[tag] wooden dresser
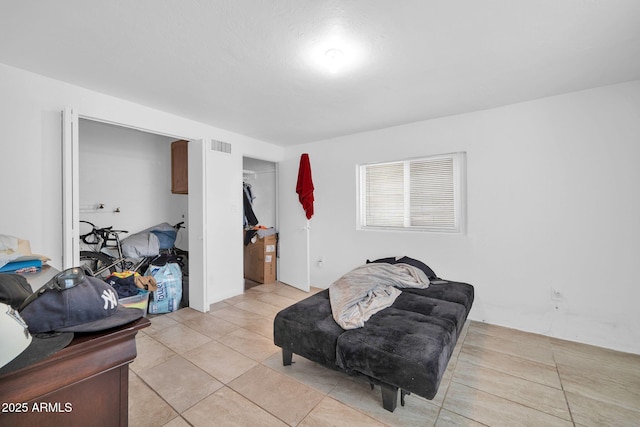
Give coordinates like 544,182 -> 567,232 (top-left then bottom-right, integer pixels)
0,317 -> 149,427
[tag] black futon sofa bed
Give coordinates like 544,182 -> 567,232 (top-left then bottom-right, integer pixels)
273,257 -> 474,412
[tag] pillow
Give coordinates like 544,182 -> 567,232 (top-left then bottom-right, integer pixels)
395,256 -> 437,279
366,256 -> 437,279
366,257 -> 396,265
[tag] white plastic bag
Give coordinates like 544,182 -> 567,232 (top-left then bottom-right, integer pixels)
146,263 -> 182,314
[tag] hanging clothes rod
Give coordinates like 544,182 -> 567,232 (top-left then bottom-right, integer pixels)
243,169 -> 275,180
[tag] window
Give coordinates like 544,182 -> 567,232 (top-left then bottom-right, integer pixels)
358,152 -> 466,232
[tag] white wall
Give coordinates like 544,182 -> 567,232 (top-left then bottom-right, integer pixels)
3,60 -> 639,353
204,145 -> 245,303
79,120 -> 189,249
0,62 -> 284,308
280,80 -> 640,355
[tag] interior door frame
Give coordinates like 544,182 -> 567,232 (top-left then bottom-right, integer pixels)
187,139 -> 208,312
276,155 -> 311,292
61,109 -> 208,310
62,107 -> 79,269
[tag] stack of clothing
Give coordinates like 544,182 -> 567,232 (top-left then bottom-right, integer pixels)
104,271 -> 157,298
0,235 -> 50,273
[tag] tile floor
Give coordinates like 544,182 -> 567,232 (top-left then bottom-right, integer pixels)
129,282 -> 640,427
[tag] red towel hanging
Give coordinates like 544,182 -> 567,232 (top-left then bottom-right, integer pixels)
296,153 -> 315,220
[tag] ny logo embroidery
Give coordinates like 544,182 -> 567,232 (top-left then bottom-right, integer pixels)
101,289 -> 118,310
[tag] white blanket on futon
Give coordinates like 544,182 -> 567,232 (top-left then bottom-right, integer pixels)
329,263 -> 430,330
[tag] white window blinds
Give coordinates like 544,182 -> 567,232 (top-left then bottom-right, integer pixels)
365,162 -> 404,227
359,152 -> 465,232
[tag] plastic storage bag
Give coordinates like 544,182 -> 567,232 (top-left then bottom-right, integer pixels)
146,262 -> 182,314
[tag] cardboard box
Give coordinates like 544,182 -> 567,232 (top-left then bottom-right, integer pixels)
244,232 -> 277,284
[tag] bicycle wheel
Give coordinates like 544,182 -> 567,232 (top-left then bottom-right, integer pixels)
80,251 -> 116,279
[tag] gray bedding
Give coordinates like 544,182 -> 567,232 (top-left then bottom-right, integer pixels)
329,263 -> 429,329
120,222 -> 176,259
120,231 -> 160,258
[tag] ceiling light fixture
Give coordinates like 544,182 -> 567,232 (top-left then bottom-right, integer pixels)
325,48 -> 344,74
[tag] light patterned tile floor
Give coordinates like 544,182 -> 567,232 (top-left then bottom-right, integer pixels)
129,281 -> 640,426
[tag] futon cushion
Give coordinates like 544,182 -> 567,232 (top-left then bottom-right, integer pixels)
273,277 -> 475,404
336,306 -> 457,399
390,292 -> 467,337
273,290 -> 343,366
334,288 -> 470,399
402,281 -> 474,315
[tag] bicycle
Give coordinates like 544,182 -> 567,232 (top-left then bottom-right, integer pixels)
79,221 -> 185,279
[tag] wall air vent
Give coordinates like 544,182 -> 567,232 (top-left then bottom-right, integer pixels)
211,139 -> 231,154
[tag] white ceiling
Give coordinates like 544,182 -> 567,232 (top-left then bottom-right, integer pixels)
1,1 -> 640,146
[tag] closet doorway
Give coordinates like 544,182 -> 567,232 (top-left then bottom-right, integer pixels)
78,120 -> 189,246
242,157 -> 277,290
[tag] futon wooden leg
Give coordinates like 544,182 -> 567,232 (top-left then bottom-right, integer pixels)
282,349 -> 293,366
380,383 -> 398,412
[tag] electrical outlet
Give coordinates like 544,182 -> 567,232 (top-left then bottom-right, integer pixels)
551,288 -> 563,301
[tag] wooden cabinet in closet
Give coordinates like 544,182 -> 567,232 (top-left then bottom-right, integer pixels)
171,140 -> 188,194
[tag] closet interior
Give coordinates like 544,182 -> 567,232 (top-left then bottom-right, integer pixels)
242,157 -> 277,290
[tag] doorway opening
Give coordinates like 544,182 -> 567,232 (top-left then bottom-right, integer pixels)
242,157 -> 277,290
78,120 -> 188,248
62,107 -> 208,312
